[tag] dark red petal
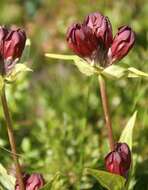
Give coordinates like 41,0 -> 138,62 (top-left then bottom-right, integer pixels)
108,25 -> 135,63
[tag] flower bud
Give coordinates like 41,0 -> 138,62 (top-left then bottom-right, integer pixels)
0,26 -> 26,75
66,23 -> 98,58
105,143 -> 131,177
84,12 -> 113,49
66,14 -> 135,67
15,173 -> 45,190
108,26 -> 135,64
3,28 -> 26,61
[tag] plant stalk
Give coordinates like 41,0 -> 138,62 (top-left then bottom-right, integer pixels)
1,86 -> 24,190
98,75 -> 114,151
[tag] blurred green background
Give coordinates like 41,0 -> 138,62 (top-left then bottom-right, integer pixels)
0,0 -> 148,189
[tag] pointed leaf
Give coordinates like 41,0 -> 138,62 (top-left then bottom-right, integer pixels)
86,168 -> 126,190
102,65 -> 127,79
45,53 -> 77,61
119,111 -> 137,150
74,57 -> 102,76
45,53 -> 102,76
128,67 -> 148,78
45,53 -> 148,79
0,164 -> 15,190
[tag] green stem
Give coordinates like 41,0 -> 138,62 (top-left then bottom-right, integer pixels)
1,86 -> 25,190
98,75 -> 114,151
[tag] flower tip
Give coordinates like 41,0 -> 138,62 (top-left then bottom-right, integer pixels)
108,25 -> 135,64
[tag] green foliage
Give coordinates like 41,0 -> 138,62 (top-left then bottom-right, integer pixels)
45,53 -> 102,76
0,164 -> 15,190
86,168 -> 126,190
119,111 -> 137,150
45,54 -> 148,79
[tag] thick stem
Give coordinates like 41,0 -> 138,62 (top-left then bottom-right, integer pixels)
1,86 -> 25,190
98,75 -> 114,151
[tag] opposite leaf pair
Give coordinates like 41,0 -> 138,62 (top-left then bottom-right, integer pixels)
67,12 -> 135,67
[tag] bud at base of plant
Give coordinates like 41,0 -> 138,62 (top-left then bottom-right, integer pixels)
105,143 -> 131,177
15,173 -> 45,190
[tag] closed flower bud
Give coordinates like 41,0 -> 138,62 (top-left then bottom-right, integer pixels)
66,23 -> 98,58
3,28 -> 26,60
15,173 -> 45,190
105,143 -> 131,177
0,26 -> 26,75
115,143 -> 131,170
84,12 -> 113,49
25,174 -> 45,190
67,13 -> 135,67
108,26 -> 135,64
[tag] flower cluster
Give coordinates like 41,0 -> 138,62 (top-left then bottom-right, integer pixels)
67,12 -> 135,67
105,143 -> 131,177
0,26 -> 26,75
15,173 -> 45,190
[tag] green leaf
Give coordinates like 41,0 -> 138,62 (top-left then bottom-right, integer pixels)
119,111 -> 137,150
45,53 -> 103,76
45,53 -> 126,77
0,164 -> 15,190
102,65 -> 127,79
74,57 -> 102,76
45,53 -> 77,61
5,63 -> 32,83
45,53 -> 148,79
127,67 -> 148,78
103,66 -> 148,79
86,168 -> 126,190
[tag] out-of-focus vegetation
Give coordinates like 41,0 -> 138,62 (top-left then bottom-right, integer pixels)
0,0 -> 148,189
